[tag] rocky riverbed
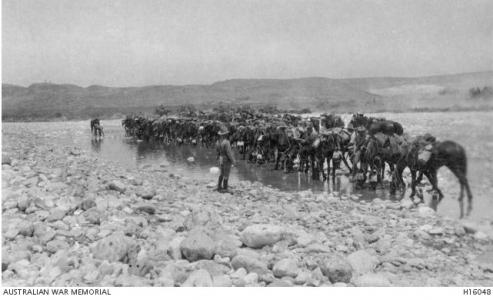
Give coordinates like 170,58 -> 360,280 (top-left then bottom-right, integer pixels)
2,128 -> 493,287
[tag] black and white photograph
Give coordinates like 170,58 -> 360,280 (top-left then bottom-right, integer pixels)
2,0 -> 493,294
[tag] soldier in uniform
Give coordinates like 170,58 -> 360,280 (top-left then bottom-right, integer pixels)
216,124 -> 236,193
351,126 -> 368,178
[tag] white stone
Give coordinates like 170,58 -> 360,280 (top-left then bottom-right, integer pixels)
418,206 -> 435,217
273,259 -> 298,278
240,224 -> 284,248
346,250 -> 379,275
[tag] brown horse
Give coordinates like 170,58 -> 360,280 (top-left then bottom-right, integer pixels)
396,139 -> 472,218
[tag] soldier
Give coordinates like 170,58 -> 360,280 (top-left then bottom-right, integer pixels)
216,124 -> 236,193
351,126 -> 368,177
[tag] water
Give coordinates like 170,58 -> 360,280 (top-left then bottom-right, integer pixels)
3,111 -> 493,222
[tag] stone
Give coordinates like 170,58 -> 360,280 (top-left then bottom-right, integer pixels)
2,154 -> 12,165
231,255 -> 269,274
475,251 -> 493,272
461,221 -> 479,234
46,240 -> 69,254
83,208 -> 102,225
296,232 -> 316,247
400,199 -> 414,209
3,219 -> 21,240
267,280 -> 293,287
136,188 -> 156,200
428,227 -> 444,235
182,269 -> 213,287
155,271 -> 175,287
306,267 -> 325,287
346,250 -> 379,275
194,260 -> 230,276
34,224 -> 56,244
180,228 -> 216,262
212,275 -> 232,287
474,231 -> 488,241
46,208 -> 67,222
108,180 -> 126,193
294,271 -> 311,285
320,256 -> 353,283
18,221 -> 34,237
241,224 -> 284,248
17,196 -> 32,212
413,229 -> 431,240
354,273 -> 391,287
231,267 -> 248,279
213,234 -> 241,258
135,205 -> 156,215
454,224 -> 466,236
418,206 -> 435,217
244,272 -> 259,286
333,282 -> 348,287
273,258 -> 299,278
167,236 -> 185,260
92,231 -> 136,262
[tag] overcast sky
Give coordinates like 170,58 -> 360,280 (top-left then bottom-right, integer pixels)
3,0 -> 493,86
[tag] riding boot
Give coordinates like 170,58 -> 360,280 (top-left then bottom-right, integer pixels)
215,175 -> 223,192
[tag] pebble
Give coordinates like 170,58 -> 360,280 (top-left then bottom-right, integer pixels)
418,206 -> 435,217
241,224 -> 284,248
231,255 -> 269,275
108,180 -> 126,193
182,269 -> 213,287
346,250 -> 379,275
320,255 -> 353,283
180,228 -> 216,262
272,258 -> 298,278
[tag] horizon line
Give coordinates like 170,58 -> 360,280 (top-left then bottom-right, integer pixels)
3,69 -> 493,89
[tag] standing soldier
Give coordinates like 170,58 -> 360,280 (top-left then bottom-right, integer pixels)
216,124 -> 236,193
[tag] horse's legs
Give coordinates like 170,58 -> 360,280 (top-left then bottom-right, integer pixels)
274,148 -> 279,170
410,169 -> 417,199
342,151 -> 352,173
450,166 -> 473,217
425,169 -> 443,199
458,180 -> 465,219
464,178 -> 473,216
416,171 -> 424,185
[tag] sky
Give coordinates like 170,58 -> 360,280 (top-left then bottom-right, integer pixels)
2,0 -> 493,86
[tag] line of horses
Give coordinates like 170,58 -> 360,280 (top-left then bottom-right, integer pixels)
120,111 -> 472,218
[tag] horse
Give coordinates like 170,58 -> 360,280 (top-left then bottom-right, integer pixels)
90,118 -> 100,134
395,139 -> 472,218
93,123 -> 104,138
271,126 -> 292,171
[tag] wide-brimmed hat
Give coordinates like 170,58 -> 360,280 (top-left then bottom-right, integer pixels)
218,125 -> 229,135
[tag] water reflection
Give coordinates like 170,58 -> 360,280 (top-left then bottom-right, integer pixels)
113,136 -> 401,201
90,138 -> 103,153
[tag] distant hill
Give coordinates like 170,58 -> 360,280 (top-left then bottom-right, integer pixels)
2,71 -> 493,121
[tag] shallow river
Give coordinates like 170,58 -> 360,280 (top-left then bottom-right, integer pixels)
3,111 -> 493,222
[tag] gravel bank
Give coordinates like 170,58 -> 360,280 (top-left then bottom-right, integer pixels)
2,128 -> 493,286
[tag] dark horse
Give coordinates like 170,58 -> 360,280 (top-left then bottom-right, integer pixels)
91,118 -> 104,138
90,118 -> 100,134
396,139 -> 472,218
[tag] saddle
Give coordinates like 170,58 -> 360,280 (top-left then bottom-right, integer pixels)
417,143 -> 433,165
